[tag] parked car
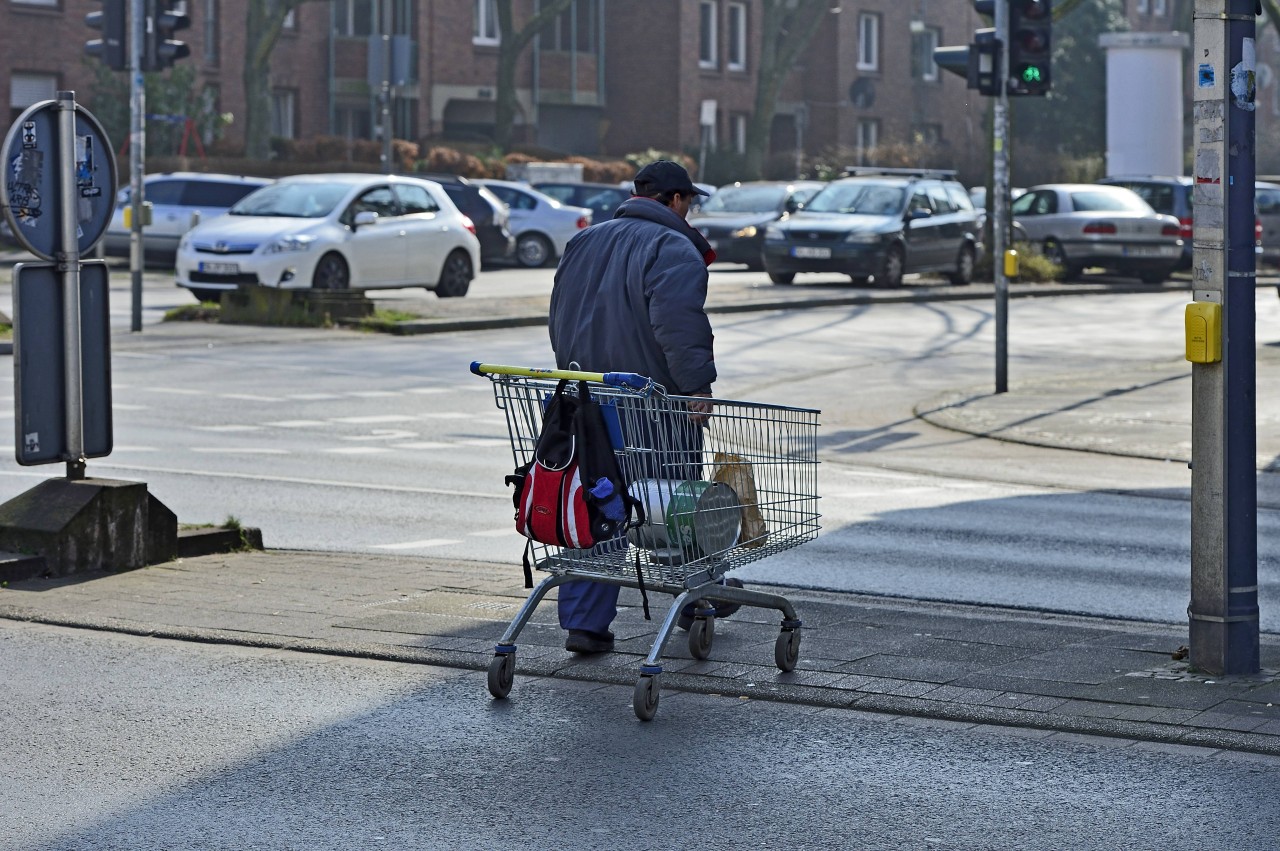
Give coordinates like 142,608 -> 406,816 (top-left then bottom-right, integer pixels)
968,185 -> 1027,211
689,180 -> 825,270
1256,181 -> 1280,269
1096,175 -> 1193,268
419,173 -> 515,268
174,173 -> 480,302
105,172 -> 273,265
1010,184 -> 1183,283
532,182 -> 631,222
761,168 -> 980,287
474,179 -> 591,267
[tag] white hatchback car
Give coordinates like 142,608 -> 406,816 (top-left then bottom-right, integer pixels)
474,178 -> 592,267
175,173 -> 481,302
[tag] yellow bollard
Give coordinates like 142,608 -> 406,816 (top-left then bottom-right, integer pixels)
1003,248 -> 1019,279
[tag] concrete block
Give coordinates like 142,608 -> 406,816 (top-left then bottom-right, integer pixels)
220,285 -> 374,327
0,477 -> 178,577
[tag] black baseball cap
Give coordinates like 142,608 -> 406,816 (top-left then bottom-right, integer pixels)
633,160 -> 710,197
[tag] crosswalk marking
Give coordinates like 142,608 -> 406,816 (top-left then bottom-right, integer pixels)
372,539 -> 462,550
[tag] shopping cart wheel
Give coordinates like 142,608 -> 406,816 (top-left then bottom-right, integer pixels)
774,628 -> 801,672
688,616 -> 714,660
633,674 -> 661,721
487,652 -> 515,698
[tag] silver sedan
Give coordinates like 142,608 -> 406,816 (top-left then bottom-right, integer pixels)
1011,184 -> 1183,284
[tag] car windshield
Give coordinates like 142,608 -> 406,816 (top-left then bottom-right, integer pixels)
229,182 -> 349,218
804,182 -> 905,215
700,185 -> 789,213
1068,190 -> 1153,214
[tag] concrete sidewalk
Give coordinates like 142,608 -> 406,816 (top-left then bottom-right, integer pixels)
1,260 -> 1278,755
0,550 -> 1277,754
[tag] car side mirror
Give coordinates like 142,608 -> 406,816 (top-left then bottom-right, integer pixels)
353,210 -> 378,229
907,208 -> 932,221
784,198 -> 800,213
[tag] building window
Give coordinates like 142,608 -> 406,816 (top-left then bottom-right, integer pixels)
699,1 -> 718,69
856,118 -> 879,159
336,0 -> 375,37
544,0 -> 598,54
10,72 -> 57,124
475,0 -> 499,45
911,27 -> 939,82
271,89 -> 296,139
731,113 -> 747,154
203,0 -> 220,64
1137,0 -> 1149,12
10,0 -> 58,6
1153,0 -> 1167,13
727,2 -> 747,71
283,9 -> 296,29
857,13 -> 880,72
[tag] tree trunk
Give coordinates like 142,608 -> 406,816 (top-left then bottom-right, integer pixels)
742,1 -> 831,181
492,0 -> 576,151
243,0 -> 308,160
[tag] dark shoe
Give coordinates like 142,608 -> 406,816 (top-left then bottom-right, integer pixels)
565,629 -> 615,654
677,578 -> 745,630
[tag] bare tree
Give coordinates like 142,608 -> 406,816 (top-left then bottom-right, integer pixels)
743,0 -> 834,180
493,0 -> 576,150
243,0 -> 322,161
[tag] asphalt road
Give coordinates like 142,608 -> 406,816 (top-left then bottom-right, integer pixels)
3,621 -> 1276,851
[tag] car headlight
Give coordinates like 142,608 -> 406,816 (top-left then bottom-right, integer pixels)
731,225 -> 758,239
264,234 -> 318,254
764,226 -> 784,240
844,232 -> 882,244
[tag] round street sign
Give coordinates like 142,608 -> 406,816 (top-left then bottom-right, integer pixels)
1,97 -> 118,261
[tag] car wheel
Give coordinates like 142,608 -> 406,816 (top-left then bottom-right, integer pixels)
1138,270 -> 1168,285
768,271 -> 795,285
948,243 -> 976,286
876,244 -> 905,288
435,250 -> 473,298
189,288 -> 223,304
516,233 -> 553,268
849,275 -> 870,286
1043,239 -> 1080,282
312,252 -> 350,290
746,260 -> 765,272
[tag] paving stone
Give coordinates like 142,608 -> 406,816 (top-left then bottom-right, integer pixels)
835,654 -> 974,684
1183,712 -> 1270,733
1015,695 -> 1070,713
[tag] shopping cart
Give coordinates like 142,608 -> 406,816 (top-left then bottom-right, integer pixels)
472,362 -> 820,720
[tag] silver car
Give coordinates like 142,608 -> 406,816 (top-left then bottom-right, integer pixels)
105,172 -> 273,265
1011,184 -> 1183,284
474,179 -> 592,267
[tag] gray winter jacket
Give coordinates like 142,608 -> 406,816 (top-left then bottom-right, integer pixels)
548,197 -> 717,396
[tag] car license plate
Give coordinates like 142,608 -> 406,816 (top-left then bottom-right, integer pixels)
199,261 -> 239,275
1124,246 -> 1173,258
792,246 -> 831,259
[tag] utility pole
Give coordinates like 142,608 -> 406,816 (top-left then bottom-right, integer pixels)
380,0 -> 393,174
1187,0 -> 1260,675
992,0 -> 1010,394
129,0 -> 145,333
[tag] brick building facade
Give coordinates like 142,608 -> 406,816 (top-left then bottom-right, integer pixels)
1,1 -> 1206,184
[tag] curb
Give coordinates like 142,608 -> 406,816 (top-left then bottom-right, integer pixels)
1,604 -> 1275,756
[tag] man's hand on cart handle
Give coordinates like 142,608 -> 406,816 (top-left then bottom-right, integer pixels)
689,393 -> 713,424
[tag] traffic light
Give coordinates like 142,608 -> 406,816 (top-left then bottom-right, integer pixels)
933,1 -> 1001,97
85,0 -> 127,72
1008,0 -> 1052,96
143,0 -> 191,72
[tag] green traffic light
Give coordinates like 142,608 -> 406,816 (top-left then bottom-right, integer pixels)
1021,65 -> 1044,83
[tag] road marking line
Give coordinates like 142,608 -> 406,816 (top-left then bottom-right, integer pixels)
112,403 -> 150,411
221,394 -> 282,402
49,463 -> 503,499
143,387 -> 203,395
418,412 -> 472,419
191,447 -> 290,455
195,425 -> 262,432
457,438 -> 508,447
372,539 -> 462,550
323,447 -> 390,454
406,387 -> 448,395
389,441 -> 451,450
341,430 -> 419,442
330,415 -> 418,424
349,391 -> 399,398
469,529 -> 516,538
264,420 -> 327,428
288,393 -> 342,401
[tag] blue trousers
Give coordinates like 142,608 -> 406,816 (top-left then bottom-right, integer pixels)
558,579 -> 619,635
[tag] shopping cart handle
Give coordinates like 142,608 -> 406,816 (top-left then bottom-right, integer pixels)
470,362 -> 652,391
